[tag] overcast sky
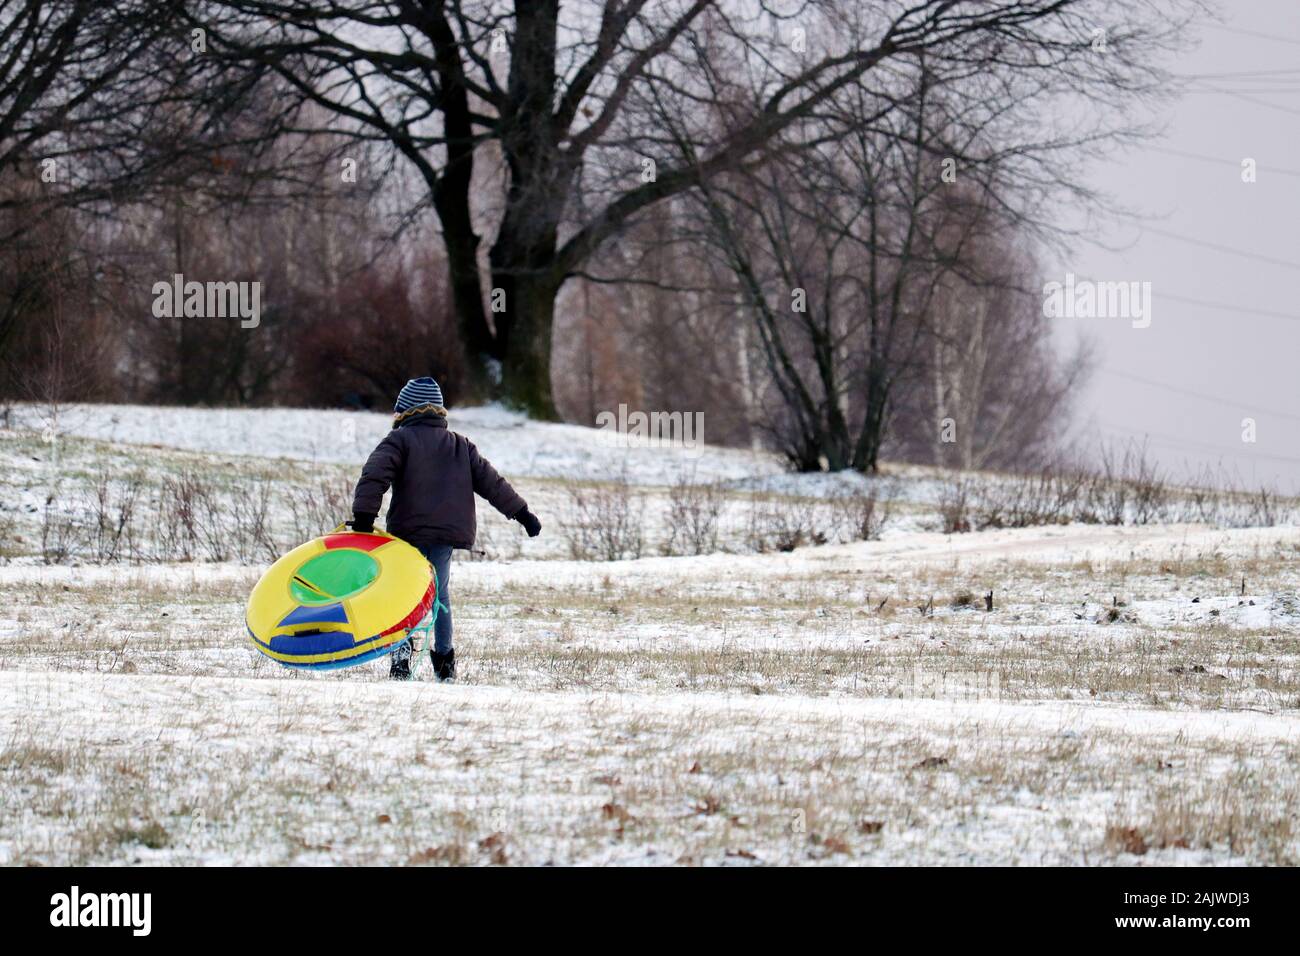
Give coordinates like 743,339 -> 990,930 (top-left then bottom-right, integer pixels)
1051,0 -> 1300,492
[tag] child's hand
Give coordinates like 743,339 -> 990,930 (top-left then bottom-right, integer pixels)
351,513 -> 376,534
514,507 -> 542,538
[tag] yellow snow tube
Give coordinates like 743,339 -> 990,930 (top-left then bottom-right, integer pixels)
246,528 -> 434,670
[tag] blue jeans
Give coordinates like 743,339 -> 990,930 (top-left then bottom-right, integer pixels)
418,544 -> 453,654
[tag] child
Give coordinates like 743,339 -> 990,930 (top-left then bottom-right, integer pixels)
352,376 -> 541,681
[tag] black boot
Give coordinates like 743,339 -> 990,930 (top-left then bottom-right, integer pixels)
389,640 -> 412,681
430,648 -> 456,683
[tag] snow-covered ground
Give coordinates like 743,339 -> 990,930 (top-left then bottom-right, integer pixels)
4,401 -> 798,486
0,402 -> 938,565
3,666 -> 1296,866
1,405 -> 1298,865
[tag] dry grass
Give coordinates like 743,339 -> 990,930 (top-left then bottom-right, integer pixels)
2,671 -> 1296,866
3,434 -> 1299,864
3,535 -> 1300,711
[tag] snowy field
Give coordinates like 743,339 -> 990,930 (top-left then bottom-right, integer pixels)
2,401 -> 799,486
1,405 -> 1299,865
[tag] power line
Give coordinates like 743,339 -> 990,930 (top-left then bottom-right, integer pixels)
1190,81 -> 1300,117
1137,226 -> 1300,274
1204,23 -> 1300,48
1097,367 -> 1300,423
1183,86 -> 1300,94
1158,291 -> 1300,324
1177,67 -> 1300,79
1066,275 -> 1300,324
1144,145 -> 1300,180
1096,420 -> 1300,466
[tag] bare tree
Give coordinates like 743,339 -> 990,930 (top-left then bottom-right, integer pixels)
889,243 -> 1095,471
653,1 -> 1194,471
551,197 -> 754,445
0,1 -> 186,377
678,67 -> 991,471
0,2 -> 355,401
182,0 -> 1196,419
0,2 -> 201,225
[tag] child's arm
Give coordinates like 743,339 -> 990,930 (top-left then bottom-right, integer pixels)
468,441 -> 539,535
352,433 -> 405,531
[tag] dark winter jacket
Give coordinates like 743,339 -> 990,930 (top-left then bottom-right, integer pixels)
352,413 -> 526,549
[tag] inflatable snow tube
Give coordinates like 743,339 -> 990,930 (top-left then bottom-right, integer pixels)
246,528 -> 434,670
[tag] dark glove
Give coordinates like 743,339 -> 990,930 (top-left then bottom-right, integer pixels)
514,506 -> 541,538
351,512 -> 376,534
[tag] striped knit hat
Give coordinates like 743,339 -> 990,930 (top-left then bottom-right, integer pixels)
394,376 -> 443,413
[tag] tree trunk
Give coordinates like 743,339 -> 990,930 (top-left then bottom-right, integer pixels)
435,187 -> 496,400
491,269 -> 559,419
